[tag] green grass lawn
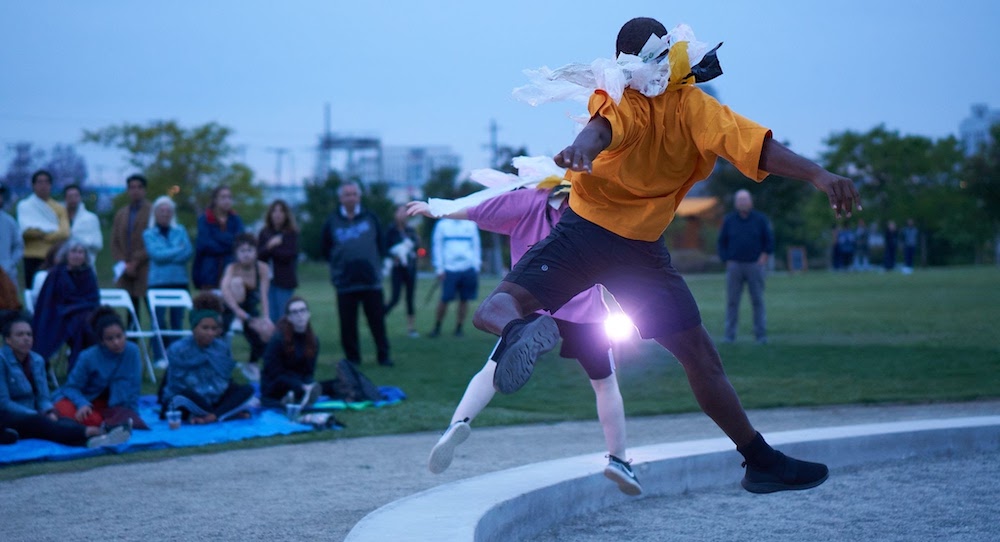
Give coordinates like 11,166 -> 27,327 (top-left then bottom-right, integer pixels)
3,264 -> 998,480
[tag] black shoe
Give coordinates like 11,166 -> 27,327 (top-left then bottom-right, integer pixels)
345,358 -> 361,366
378,359 -> 394,367
741,451 -> 829,494
429,329 -> 441,338
491,314 -> 560,394
0,428 -> 18,445
454,329 -> 463,337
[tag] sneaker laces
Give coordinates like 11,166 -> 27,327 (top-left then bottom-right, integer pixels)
607,454 -> 634,470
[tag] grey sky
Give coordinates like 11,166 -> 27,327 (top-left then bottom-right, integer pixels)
1,0 -> 997,186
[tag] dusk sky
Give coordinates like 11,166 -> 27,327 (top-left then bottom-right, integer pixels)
1,0 -> 997,187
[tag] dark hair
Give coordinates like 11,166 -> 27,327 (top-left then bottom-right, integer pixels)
265,199 -> 299,233
233,232 -> 257,252
0,311 -> 31,338
89,306 -> 125,339
209,185 -> 231,210
192,292 -> 225,313
31,170 -> 53,185
616,17 -> 667,56
126,174 -> 148,188
278,296 -> 317,362
64,183 -> 82,195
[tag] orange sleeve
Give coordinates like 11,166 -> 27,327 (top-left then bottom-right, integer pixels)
588,90 -> 633,152
687,90 -> 772,181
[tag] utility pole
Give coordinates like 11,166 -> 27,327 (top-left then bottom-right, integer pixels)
266,147 -> 289,185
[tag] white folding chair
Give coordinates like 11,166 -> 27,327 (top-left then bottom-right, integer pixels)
146,288 -> 194,368
99,288 -> 156,383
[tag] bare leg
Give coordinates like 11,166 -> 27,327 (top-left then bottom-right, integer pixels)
590,371 -> 627,458
472,282 -> 544,335
654,325 -> 756,447
456,300 -> 468,332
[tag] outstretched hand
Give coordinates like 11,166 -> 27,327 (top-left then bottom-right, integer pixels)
812,171 -> 862,218
553,145 -> 594,173
405,201 -> 433,218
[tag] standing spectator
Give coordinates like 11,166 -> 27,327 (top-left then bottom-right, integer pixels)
143,196 -> 193,361
17,170 -> 70,288
853,219 -> 870,271
883,220 -> 899,272
384,204 -> 420,337
0,184 -> 24,285
111,174 -> 152,321
160,293 -> 256,424
52,306 -> 149,430
901,218 -> 919,274
430,217 -> 481,338
320,182 -> 392,367
192,186 -> 244,292
32,238 -> 100,370
219,233 -> 273,381
0,314 -> 131,448
257,199 -> 299,323
717,190 -> 773,344
64,184 -> 103,267
835,224 -> 856,271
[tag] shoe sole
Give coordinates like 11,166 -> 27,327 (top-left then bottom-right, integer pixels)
492,316 -> 560,394
604,466 -> 643,496
741,471 -> 829,494
428,422 -> 471,474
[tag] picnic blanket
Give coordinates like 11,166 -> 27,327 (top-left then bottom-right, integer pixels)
1,386 -> 406,467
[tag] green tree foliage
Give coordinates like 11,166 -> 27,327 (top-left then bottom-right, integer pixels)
298,170 -> 397,262
2,142 -> 44,198
82,121 -> 263,231
44,145 -> 88,191
822,125 -> 989,264
960,123 -> 1000,263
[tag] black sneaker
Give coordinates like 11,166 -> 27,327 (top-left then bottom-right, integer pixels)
491,315 -> 560,394
741,451 -> 829,494
604,455 -> 643,495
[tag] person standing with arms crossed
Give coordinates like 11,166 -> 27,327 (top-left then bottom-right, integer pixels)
718,189 -> 773,345
474,17 -> 861,493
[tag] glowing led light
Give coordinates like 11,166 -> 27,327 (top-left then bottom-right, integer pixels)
604,313 -> 635,342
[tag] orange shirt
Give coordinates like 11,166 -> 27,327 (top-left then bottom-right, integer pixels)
568,86 -> 772,241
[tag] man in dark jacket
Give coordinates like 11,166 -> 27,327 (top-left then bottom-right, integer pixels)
321,182 -> 392,366
717,189 -> 774,344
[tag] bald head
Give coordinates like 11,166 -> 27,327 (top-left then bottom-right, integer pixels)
735,190 -> 753,216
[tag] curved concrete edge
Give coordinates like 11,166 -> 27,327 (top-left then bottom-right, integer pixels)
345,416 -> 1000,542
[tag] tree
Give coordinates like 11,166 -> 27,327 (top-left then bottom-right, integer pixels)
44,144 -> 88,192
3,142 -> 45,199
82,121 -> 263,233
822,125 -> 987,265
961,123 -> 1000,264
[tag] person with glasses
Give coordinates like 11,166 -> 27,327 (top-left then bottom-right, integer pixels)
260,297 -> 323,409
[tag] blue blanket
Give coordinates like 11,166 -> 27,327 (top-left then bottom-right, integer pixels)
1,387 -> 406,467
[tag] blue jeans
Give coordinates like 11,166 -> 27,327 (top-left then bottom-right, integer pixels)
269,286 -> 295,322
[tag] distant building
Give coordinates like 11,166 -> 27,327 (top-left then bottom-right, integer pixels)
377,146 -> 461,203
959,103 -> 1000,155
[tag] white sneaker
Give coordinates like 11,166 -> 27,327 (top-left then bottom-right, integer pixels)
428,419 -> 471,474
240,362 -> 260,382
87,424 -> 132,449
299,383 -> 323,409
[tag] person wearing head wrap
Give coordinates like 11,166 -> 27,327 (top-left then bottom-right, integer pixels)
159,293 -> 255,424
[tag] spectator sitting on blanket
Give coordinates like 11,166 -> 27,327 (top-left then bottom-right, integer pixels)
52,306 -> 149,430
0,313 -> 131,448
260,296 -> 325,409
219,233 -> 273,382
32,237 -> 100,370
160,293 -> 256,424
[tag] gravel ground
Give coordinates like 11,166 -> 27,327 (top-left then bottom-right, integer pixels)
1,400 -> 997,542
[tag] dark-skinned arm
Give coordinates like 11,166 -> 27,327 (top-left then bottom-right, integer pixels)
759,138 -> 862,218
553,116 -> 612,173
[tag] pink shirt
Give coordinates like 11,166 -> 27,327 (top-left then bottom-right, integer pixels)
467,188 -> 608,324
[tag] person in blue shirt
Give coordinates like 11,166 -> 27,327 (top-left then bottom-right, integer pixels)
0,313 -> 131,447
53,306 -> 148,430
717,189 -> 774,344
144,196 -> 193,360
160,293 -> 255,424
192,186 -> 244,292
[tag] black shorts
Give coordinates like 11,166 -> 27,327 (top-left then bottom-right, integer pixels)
505,209 -> 702,339
554,319 -> 613,380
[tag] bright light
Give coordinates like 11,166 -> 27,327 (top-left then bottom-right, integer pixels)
604,313 -> 636,342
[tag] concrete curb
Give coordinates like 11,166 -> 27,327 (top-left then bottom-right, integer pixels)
345,416 -> 1000,542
